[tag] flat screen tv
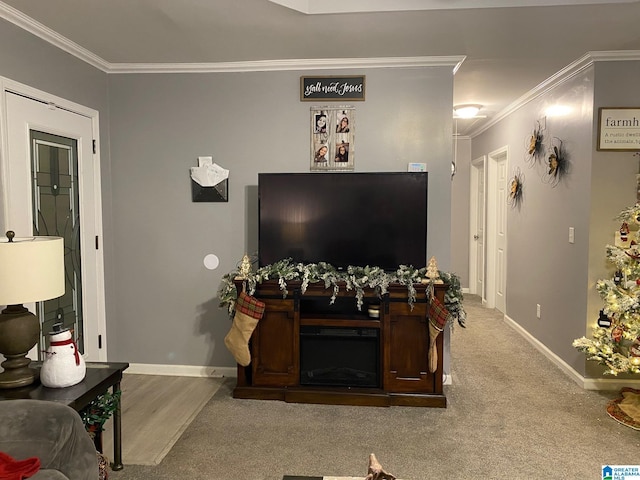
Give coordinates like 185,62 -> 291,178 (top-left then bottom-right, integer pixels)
258,172 -> 428,271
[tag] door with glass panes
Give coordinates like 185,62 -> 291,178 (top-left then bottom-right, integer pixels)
3,87 -> 106,361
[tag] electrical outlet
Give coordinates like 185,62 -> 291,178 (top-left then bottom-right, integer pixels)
536,304 -> 541,319
569,227 -> 575,244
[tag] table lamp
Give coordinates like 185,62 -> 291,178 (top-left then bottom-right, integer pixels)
0,231 -> 65,389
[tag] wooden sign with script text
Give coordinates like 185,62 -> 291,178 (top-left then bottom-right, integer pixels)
301,76 -> 366,101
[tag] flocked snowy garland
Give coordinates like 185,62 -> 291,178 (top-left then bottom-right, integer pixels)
218,258 -> 466,328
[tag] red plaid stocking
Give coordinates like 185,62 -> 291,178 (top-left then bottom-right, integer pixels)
428,295 -> 449,373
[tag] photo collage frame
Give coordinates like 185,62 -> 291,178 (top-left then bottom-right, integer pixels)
310,106 -> 355,171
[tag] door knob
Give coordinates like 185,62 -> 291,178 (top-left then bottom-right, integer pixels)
473,234 -> 479,240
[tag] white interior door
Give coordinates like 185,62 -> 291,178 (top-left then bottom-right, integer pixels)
469,156 -> 486,300
1,83 -> 106,361
486,147 -> 508,313
495,156 -> 507,313
475,160 -> 486,300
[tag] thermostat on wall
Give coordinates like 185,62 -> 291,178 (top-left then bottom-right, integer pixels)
408,162 -> 427,172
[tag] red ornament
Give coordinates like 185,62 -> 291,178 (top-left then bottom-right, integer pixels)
620,222 -> 630,242
612,326 -> 624,343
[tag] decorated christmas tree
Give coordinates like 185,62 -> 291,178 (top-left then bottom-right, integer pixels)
573,203 -> 640,375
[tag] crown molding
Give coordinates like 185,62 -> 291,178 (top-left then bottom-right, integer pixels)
467,50 -> 640,138
107,56 -> 466,74
0,1 -> 110,72
0,2 -> 465,74
268,0 -> 639,14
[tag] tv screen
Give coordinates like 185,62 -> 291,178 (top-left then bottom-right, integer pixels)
258,172 -> 428,271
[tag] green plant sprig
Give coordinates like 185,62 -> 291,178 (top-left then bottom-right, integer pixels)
79,390 -> 122,434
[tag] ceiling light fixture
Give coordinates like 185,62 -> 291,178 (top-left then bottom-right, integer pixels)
453,104 -> 483,119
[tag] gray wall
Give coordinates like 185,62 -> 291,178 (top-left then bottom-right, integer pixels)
451,136 -> 471,285
0,20 -> 108,111
471,68 -> 595,375
106,67 -> 454,367
0,18 -> 111,234
0,16 -> 455,370
469,59 -> 640,378
4,16 -> 638,380
0,17 -> 455,369
586,60 -> 640,378
0,19 -> 116,350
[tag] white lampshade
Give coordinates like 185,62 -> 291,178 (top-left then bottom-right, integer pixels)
0,235 -> 65,305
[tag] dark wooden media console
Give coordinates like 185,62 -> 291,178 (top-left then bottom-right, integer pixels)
233,280 -> 447,407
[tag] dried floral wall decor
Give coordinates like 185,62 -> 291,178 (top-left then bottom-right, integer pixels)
310,106 -> 355,171
524,120 -> 545,167
508,167 -> 524,208
543,137 -> 569,187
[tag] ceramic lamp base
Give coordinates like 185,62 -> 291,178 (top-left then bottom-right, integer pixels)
0,305 -> 40,389
0,362 -> 38,389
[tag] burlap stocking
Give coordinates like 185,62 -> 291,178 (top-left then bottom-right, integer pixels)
428,321 -> 443,373
224,291 -> 265,367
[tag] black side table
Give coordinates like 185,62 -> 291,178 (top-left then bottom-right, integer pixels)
0,361 -> 129,470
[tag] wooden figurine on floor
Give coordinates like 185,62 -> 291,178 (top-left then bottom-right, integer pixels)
365,453 -> 396,480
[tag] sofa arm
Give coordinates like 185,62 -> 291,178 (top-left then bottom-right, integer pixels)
0,400 -> 98,480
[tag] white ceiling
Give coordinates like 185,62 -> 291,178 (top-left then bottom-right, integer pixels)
1,0 -> 639,136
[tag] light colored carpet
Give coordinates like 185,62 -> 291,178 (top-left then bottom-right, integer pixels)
324,477 -> 402,480
109,296 -> 640,480
101,374 -> 223,465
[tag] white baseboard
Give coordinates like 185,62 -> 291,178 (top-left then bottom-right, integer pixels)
121,314 -> 640,391
125,363 -> 237,378
580,377 -> 640,390
503,314 -> 640,391
125,362 -> 452,389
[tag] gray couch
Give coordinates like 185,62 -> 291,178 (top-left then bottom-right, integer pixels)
0,399 -> 98,480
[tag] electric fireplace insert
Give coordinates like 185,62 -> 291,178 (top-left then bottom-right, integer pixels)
299,325 -> 380,388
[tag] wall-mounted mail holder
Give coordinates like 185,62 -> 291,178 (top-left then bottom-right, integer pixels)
191,178 -> 228,202
190,156 -> 229,202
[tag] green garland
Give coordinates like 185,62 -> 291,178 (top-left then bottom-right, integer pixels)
439,270 -> 466,328
79,390 -> 121,435
218,259 -> 466,327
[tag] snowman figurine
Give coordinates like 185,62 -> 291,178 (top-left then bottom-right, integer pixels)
41,323 -> 86,388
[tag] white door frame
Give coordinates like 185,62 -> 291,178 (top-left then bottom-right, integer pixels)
485,146 -> 508,312
469,155 -> 486,300
0,76 -> 107,361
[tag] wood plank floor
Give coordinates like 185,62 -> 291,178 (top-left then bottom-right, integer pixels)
101,374 -> 223,465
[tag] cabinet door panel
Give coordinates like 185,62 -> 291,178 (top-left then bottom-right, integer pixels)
252,299 -> 298,386
384,301 -> 434,393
